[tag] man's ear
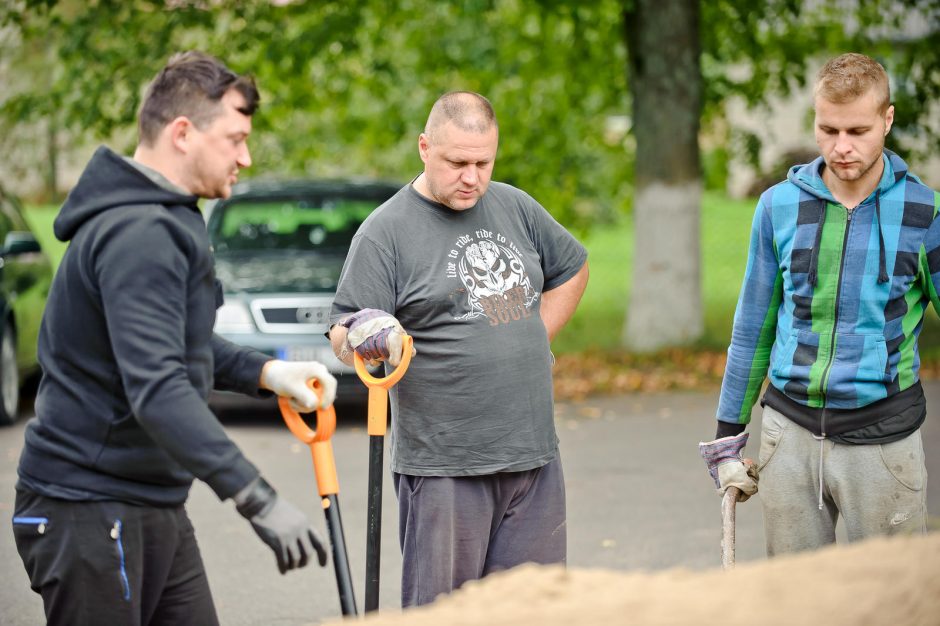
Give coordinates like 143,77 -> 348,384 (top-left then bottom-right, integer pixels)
417,133 -> 430,164
167,116 -> 194,153
884,104 -> 895,136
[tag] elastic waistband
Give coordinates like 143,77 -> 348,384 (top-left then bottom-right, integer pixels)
762,381 -> 925,440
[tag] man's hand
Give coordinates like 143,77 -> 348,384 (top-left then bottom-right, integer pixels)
698,432 -> 759,502
260,360 -> 337,412
234,477 -> 328,574
338,308 -> 415,367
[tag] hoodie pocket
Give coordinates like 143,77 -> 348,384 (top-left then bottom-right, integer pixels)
770,329 -> 817,385
828,333 -> 890,388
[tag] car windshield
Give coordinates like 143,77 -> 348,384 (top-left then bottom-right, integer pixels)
211,197 -> 375,253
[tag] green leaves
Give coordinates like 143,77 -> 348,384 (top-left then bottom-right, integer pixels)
2,0 -> 938,219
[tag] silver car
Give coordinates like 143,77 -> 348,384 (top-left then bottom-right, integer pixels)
204,179 -> 401,407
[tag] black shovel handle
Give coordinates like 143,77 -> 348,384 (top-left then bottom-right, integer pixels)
364,435 -> 384,612
323,494 -> 358,616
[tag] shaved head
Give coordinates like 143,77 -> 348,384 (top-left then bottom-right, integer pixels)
424,91 -> 497,144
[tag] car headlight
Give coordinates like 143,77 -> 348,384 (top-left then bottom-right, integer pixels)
215,301 -> 255,333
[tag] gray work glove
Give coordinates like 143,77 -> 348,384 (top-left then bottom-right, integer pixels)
338,308 -> 415,366
234,477 -> 328,574
698,432 -> 759,502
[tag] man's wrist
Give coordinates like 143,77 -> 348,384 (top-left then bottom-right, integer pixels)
234,476 -> 276,518
715,420 -> 747,440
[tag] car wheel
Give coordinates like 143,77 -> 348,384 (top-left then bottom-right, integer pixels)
0,322 -> 19,425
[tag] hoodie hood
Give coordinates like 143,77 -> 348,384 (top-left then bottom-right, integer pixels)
55,146 -> 199,242
785,150 -> 909,287
786,150 -> 908,202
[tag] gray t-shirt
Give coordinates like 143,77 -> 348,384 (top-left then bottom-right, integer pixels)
331,182 -> 587,476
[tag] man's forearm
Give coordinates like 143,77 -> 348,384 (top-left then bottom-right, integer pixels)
540,262 -> 589,341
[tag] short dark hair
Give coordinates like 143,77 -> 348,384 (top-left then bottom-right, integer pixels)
424,91 -> 497,143
137,51 -> 260,146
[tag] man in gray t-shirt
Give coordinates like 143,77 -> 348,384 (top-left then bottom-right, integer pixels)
329,91 -> 588,607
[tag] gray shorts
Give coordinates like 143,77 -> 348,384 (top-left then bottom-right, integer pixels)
394,455 -> 566,607
758,405 -> 927,556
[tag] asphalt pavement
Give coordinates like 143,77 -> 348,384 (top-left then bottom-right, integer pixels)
2,384 -> 938,625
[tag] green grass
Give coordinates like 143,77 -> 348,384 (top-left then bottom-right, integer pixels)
23,205 -> 66,268
25,195 -> 940,358
552,191 -> 756,353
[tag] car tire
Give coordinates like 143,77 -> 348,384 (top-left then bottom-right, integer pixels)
0,322 -> 19,426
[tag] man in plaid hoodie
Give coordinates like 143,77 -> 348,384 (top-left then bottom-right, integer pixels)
700,53 -> 937,555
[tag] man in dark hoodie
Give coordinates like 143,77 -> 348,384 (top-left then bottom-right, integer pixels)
700,53 -> 937,555
11,51 -> 336,625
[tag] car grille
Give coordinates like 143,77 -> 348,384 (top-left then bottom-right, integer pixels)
249,297 -> 334,334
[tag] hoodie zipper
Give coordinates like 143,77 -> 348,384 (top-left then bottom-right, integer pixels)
111,520 -> 131,601
813,206 -> 852,510
818,206 -> 854,427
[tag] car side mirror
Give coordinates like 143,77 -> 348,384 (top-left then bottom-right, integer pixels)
3,231 -> 41,255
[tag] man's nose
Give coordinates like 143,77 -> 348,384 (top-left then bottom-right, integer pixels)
834,133 -> 852,154
461,166 -> 479,185
238,145 -> 252,169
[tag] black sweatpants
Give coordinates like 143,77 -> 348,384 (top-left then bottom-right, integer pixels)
12,489 -> 218,626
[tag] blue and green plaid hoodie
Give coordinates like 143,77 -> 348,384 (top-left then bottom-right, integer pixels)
717,151 -> 940,428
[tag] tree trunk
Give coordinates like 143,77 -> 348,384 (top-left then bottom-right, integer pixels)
621,0 -> 703,351
46,114 -> 59,203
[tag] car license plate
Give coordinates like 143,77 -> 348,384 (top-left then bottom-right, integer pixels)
276,345 -> 340,365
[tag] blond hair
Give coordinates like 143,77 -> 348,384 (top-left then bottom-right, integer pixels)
814,53 -> 890,112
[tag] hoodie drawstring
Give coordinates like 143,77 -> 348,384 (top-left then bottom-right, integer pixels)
807,200 -> 826,287
808,194 -> 888,286
812,433 -> 826,510
874,191 -> 888,284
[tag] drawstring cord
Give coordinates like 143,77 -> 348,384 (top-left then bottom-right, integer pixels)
812,434 -> 825,510
807,200 -> 826,287
808,192 -> 888,286
874,191 -> 888,284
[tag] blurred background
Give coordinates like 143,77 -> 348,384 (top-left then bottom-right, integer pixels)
1,0 -> 939,400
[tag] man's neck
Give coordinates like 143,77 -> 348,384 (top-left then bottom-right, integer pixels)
132,146 -> 191,195
821,155 -> 884,210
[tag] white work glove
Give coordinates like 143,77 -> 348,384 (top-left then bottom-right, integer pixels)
338,308 -> 415,367
698,432 -> 759,503
260,360 -> 337,412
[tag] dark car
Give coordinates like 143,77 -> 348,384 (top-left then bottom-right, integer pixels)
205,179 -> 401,405
0,185 -> 54,425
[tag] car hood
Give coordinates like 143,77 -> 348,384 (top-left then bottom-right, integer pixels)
214,250 -> 345,294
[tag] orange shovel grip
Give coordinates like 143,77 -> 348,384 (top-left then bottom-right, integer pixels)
278,379 -> 339,497
354,334 -> 413,436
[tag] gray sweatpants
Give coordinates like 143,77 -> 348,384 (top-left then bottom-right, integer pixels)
393,456 -> 566,608
758,405 -> 927,556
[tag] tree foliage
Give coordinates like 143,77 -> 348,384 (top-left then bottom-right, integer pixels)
3,0 -> 939,210
0,0 -> 631,230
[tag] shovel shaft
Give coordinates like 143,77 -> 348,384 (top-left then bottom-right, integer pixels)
721,487 -> 740,570
364,435 -> 384,612
355,333 -> 413,615
323,495 -> 358,616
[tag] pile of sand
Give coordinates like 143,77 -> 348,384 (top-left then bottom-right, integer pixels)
331,532 -> 940,626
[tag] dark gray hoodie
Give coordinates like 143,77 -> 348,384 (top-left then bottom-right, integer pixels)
17,146 -> 269,506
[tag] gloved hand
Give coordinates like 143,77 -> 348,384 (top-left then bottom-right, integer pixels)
698,432 -> 758,502
260,360 -> 337,412
234,477 -> 328,574
339,308 -> 415,367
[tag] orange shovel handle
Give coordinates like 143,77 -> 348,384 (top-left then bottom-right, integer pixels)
278,379 -> 339,497
353,334 -> 413,436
